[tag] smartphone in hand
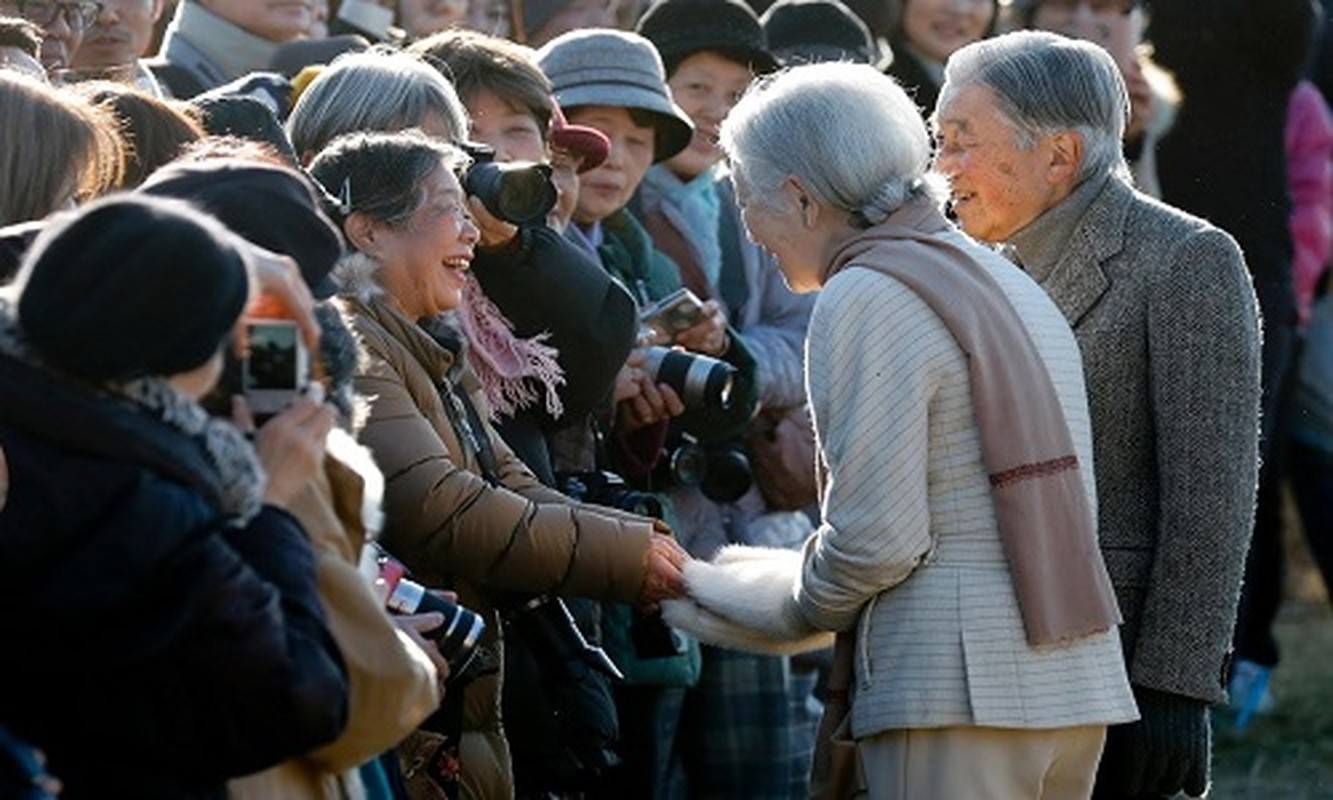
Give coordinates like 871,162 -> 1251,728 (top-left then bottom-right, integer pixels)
640,287 -> 705,344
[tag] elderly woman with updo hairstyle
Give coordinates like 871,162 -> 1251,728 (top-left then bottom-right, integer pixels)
308,129 -> 687,800
0,195 -> 346,796
664,62 -> 1140,798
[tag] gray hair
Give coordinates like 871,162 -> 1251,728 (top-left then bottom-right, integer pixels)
935,30 -> 1130,184
286,50 -> 470,160
720,62 -> 936,226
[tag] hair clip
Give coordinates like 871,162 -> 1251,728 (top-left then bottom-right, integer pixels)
337,177 -> 353,215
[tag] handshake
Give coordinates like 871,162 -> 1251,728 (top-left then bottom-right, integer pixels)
659,545 -> 833,657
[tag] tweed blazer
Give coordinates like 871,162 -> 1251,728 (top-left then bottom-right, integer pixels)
1009,176 -> 1262,705
795,225 -> 1138,736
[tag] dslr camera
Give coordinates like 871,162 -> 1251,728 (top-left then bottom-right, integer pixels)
459,141 -> 558,228
372,546 -> 486,679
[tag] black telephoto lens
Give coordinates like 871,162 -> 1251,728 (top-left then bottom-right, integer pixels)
641,346 -> 735,410
386,577 -> 486,675
463,160 -> 557,227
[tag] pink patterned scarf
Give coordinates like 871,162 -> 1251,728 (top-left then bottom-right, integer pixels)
456,275 -> 565,421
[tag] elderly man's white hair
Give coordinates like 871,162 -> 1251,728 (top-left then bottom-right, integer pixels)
719,61 -> 938,226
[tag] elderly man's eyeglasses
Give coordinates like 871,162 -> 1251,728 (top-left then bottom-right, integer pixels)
10,0 -> 104,30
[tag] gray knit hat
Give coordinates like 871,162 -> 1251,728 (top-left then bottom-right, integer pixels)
536,29 -> 694,163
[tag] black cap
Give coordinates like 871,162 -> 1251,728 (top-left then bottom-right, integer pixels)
637,0 -> 779,76
17,196 -> 250,382
140,159 -> 345,299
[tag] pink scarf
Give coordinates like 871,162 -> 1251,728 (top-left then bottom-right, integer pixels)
457,275 -> 565,421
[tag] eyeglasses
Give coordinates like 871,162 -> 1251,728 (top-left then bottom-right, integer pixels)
8,0 -> 104,30
1038,0 -> 1137,14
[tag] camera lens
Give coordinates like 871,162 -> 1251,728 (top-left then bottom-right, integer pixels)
387,577 -> 486,674
463,161 -> 558,227
641,346 -> 735,410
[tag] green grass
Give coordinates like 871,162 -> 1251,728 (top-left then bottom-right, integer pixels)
1208,603 -> 1333,799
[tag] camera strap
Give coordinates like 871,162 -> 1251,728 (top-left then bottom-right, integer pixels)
438,381 -> 502,487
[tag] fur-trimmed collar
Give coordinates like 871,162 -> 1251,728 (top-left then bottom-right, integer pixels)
0,303 -> 265,523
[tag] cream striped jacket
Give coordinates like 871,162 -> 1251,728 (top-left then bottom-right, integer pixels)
795,226 -> 1139,736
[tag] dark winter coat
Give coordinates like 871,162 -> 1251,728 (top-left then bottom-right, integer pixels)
0,352 -> 348,799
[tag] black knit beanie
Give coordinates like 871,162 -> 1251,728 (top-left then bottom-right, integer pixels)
761,0 -> 877,66
140,159 -> 345,299
637,0 -> 779,76
17,196 -> 250,382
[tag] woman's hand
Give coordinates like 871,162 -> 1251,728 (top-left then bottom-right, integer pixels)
672,299 -> 729,356
637,532 -> 690,611
237,383 -> 336,508
393,612 -> 451,699
244,246 -> 321,351
615,350 -> 685,432
468,196 -> 519,250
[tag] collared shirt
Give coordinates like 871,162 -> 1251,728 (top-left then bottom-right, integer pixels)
1007,173 -> 1111,282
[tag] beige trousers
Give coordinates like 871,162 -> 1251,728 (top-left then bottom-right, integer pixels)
855,724 -> 1107,800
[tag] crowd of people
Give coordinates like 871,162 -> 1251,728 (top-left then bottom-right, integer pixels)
0,0 -> 1329,798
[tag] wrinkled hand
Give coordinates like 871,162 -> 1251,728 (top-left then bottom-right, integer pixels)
243,246 -> 320,352
672,299 -> 729,356
238,383 -> 336,508
393,612 -> 450,698
468,196 -> 519,249
637,532 -> 689,611
1098,687 -> 1210,798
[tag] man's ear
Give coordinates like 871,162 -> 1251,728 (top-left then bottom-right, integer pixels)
342,211 -> 379,256
1048,130 -> 1084,185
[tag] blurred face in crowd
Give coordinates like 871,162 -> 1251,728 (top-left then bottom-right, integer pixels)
466,88 -> 580,230
1029,1 -> 1151,138
396,0 -> 465,41
665,50 -> 752,181
466,87 -> 546,163
566,104 -> 654,226
1,0 -> 97,71
370,163 -> 480,319
71,0 -> 163,68
525,0 -> 618,47
462,0 -> 508,37
933,83 -> 1073,243
199,0 -> 312,43
900,0 -> 994,64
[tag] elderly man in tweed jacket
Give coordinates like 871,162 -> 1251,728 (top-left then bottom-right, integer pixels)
934,31 -> 1262,799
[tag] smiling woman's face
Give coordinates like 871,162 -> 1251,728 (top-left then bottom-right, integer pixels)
199,0 -> 311,42
373,165 -> 480,319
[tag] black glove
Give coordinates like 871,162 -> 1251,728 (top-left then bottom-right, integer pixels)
1095,687 -> 1211,799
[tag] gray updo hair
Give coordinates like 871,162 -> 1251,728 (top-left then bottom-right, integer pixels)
719,62 -> 938,227
935,31 -> 1130,185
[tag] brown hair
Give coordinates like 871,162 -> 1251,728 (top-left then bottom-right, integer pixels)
409,28 -> 554,139
0,74 -> 123,225
72,82 -> 205,189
